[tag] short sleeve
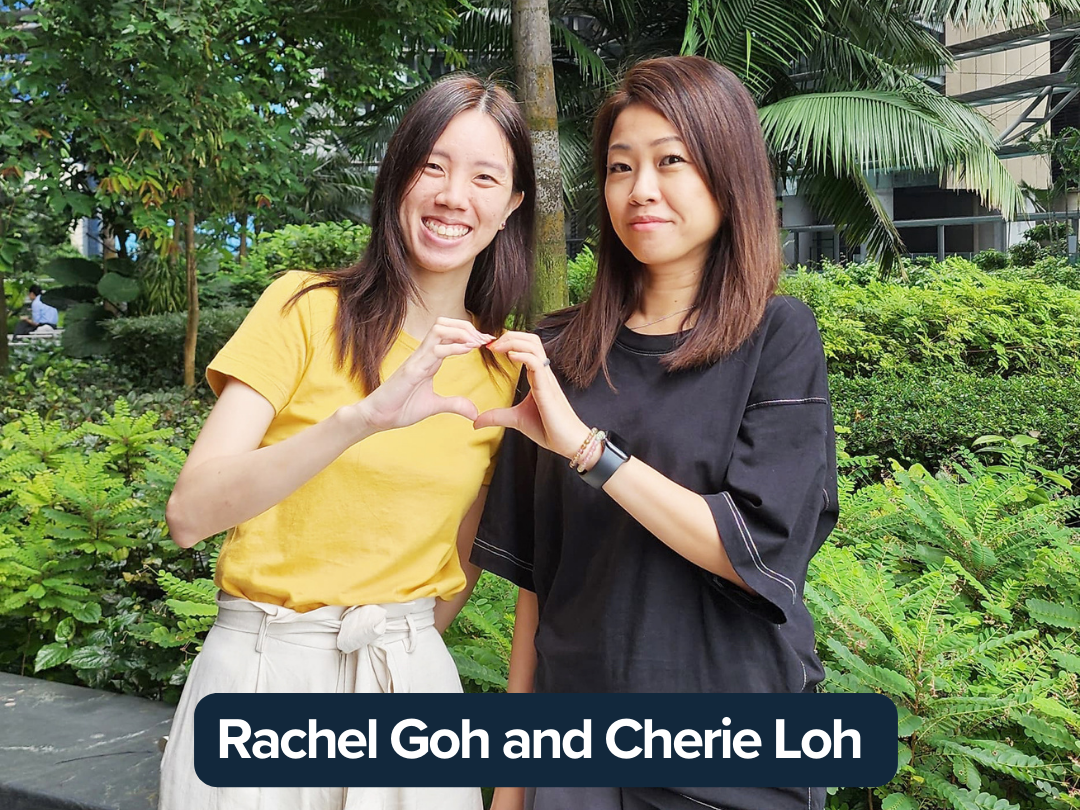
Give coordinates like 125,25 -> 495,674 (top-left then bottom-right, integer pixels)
206,272 -> 313,412
703,299 -> 838,625
471,369 -> 538,592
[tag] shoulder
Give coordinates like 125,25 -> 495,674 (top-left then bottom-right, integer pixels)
755,295 -> 824,359
253,271 -> 337,319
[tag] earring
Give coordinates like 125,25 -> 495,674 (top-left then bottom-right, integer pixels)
499,221 -> 507,230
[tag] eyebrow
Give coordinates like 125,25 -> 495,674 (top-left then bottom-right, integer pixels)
430,149 -> 509,176
608,135 -> 685,153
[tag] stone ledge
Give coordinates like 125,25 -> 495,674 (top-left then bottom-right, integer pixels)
0,672 -> 173,810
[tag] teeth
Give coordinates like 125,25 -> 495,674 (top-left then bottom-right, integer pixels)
424,219 -> 470,238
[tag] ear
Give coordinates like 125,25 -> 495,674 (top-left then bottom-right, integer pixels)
505,190 -> 525,219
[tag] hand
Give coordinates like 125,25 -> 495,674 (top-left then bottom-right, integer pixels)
346,317 -> 494,434
473,331 -> 590,459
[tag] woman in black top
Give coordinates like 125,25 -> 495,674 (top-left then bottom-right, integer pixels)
474,56 -> 838,810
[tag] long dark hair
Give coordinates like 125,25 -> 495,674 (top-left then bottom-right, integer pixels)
291,74 -> 536,393
548,56 -> 780,387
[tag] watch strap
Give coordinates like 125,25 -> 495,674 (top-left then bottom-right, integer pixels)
579,434 -> 630,489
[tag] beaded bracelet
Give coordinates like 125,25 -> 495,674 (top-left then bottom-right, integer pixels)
568,428 -> 600,470
573,430 -> 606,473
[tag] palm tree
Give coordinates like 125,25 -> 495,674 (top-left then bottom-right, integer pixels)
329,0 -> 1080,291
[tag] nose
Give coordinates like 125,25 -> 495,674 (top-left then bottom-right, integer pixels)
628,166 -> 659,206
434,171 -> 469,210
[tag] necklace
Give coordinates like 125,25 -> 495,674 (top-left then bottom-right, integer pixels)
626,306 -> 695,332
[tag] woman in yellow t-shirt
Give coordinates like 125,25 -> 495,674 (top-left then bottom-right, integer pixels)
157,75 -> 535,810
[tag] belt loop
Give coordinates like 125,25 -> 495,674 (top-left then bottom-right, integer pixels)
404,613 -> 418,653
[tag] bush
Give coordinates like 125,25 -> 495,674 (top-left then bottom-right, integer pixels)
830,367 -> 1080,478
105,307 -> 249,389
781,267 -> 1080,377
973,248 -> 1008,272
203,222 -> 371,309
818,455 -> 1080,810
567,245 -> 596,305
0,401 -> 212,701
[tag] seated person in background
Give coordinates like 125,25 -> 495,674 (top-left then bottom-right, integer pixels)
14,284 -> 60,337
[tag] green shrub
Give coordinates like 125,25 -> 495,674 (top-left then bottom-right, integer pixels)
0,401 -> 211,701
443,572 -> 516,693
105,306 -> 249,388
830,367 -> 1080,478
203,221 -> 371,309
781,268 -> 1080,376
973,249 -> 1008,272
567,245 -> 596,305
819,456 -> 1080,810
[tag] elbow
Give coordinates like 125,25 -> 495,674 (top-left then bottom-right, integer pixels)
165,491 -> 204,549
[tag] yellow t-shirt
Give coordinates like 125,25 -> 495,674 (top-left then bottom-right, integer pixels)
205,271 -> 518,611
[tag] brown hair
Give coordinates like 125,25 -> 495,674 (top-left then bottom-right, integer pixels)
548,56 -> 780,387
292,74 -> 536,393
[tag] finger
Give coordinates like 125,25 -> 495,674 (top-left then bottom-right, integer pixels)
473,406 -> 518,431
434,395 -> 480,421
432,342 -> 481,360
432,318 -> 495,345
506,349 -> 550,375
427,323 -> 487,348
488,331 -> 543,353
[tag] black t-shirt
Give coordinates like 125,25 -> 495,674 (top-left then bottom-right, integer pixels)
471,296 -> 838,807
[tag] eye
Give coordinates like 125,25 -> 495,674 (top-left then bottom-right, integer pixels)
476,173 -> 496,183
424,162 -> 443,174
606,162 -> 631,174
659,154 -> 686,167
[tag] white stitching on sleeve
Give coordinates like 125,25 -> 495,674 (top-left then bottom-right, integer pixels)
473,537 -> 533,572
723,492 -> 797,604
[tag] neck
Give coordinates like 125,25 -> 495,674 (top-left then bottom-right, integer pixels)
403,262 -> 473,338
629,260 -> 703,333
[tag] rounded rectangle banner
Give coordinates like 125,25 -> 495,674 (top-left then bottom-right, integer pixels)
193,693 -> 897,788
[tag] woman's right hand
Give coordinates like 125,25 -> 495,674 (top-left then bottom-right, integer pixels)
344,317 -> 494,435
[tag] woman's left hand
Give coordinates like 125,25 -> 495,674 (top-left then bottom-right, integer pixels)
473,331 -> 590,459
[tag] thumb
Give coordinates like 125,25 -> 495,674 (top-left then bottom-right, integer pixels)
435,395 -> 479,421
473,406 -> 518,431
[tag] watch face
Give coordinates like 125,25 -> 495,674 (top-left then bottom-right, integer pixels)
604,431 -> 630,461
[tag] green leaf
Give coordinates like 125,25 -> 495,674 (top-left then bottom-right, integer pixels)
55,616 -> 76,644
67,645 -> 110,669
881,795 -> 918,810
1049,650 -> 1080,675
1015,714 -> 1079,752
43,257 -> 101,287
97,273 -> 141,304
70,602 -> 102,624
34,643 -> 72,672
897,706 -> 924,737
1025,598 -> 1080,630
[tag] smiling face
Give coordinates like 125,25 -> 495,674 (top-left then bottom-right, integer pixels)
399,108 -> 524,285
604,104 -> 722,276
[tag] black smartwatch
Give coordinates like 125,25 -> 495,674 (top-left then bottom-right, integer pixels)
579,431 -> 631,489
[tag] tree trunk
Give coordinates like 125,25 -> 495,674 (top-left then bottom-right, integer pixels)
512,0 -> 567,318
238,211 -> 248,263
0,215 -> 7,373
0,270 -> 8,374
183,185 -> 199,389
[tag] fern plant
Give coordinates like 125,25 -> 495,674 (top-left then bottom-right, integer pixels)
820,453 -> 1080,810
444,572 -> 516,692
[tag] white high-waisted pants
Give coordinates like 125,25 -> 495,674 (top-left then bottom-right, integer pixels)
158,592 -> 481,810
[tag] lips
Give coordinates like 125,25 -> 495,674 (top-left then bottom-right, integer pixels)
423,218 -> 472,239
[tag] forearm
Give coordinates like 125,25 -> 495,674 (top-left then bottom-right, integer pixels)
506,589 -> 538,693
166,408 -> 373,547
601,458 -> 752,592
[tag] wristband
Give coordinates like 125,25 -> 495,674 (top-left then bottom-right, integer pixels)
579,431 -> 631,489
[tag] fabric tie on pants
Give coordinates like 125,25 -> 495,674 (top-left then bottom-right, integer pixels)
214,592 -> 435,694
